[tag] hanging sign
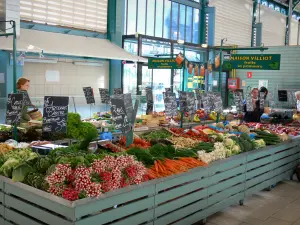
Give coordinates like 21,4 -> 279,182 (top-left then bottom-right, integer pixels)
99,88 -> 110,104
42,96 -> 69,133
5,93 -> 24,125
145,87 -> 153,115
148,58 -> 183,69
110,96 -> 130,133
223,54 -> 281,70
163,92 -> 178,117
83,87 -> 95,104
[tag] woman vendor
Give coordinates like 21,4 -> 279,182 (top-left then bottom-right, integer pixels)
295,91 -> 300,112
16,77 -> 35,123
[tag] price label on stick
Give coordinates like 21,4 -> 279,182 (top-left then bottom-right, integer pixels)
186,92 -> 196,115
194,89 -> 202,109
5,93 -> 24,126
83,87 -> 95,104
145,87 -> 153,115
110,96 -> 130,133
213,92 -> 223,113
113,88 -> 123,95
42,96 -> 69,133
99,88 -> 110,104
259,91 -> 265,110
233,89 -> 244,112
179,91 -> 187,112
17,90 -> 32,106
163,92 -> 177,117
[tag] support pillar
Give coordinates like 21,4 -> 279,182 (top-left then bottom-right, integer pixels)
285,0 -> 293,46
199,0 -> 208,44
251,0 -> 258,47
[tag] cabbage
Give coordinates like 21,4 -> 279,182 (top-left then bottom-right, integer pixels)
224,138 -> 234,148
0,158 -> 21,177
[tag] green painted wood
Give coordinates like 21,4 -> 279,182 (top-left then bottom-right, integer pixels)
208,183 -> 244,206
5,208 -> 44,225
246,156 -> 271,171
155,189 -> 207,217
0,178 -> 3,191
272,161 -> 297,177
245,180 -> 270,196
4,182 -> 74,221
208,155 -> 247,175
75,184 -> 155,219
109,209 -> 154,225
155,168 -> 208,192
171,210 -> 206,225
209,165 -> 245,186
4,221 -> 14,225
246,164 -> 272,180
206,193 -> 244,217
245,171 -> 273,189
0,217 -> 3,225
272,154 -> 298,168
272,146 -> 299,161
154,198 -> 207,225
0,204 -> 4,217
208,174 -> 244,196
155,177 -> 208,205
268,170 -> 293,185
0,192 -> 3,204
269,141 -> 298,155
5,195 -> 73,225
76,197 -> 154,225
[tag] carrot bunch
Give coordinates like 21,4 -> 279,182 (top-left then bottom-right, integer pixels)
147,157 -> 207,179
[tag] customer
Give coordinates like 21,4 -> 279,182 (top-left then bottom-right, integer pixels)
295,91 -> 300,112
243,88 -> 261,122
16,77 -> 35,123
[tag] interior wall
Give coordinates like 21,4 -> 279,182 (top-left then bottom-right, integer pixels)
23,61 -> 109,101
290,19 -> 299,45
209,0 -> 253,46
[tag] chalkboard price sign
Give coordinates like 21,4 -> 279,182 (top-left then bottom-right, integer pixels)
123,93 -> 134,124
194,89 -> 202,109
99,88 -> 110,104
145,87 -> 153,115
233,89 -> 244,112
202,92 -> 223,113
213,92 -> 223,113
5,93 -> 24,125
114,88 -> 123,95
179,91 -> 187,112
163,92 -> 177,117
110,97 -> 130,133
246,94 -> 254,112
42,96 -> 69,133
17,90 -> 32,106
278,90 -> 288,102
83,87 -> 95,104
186,92 -> 196,114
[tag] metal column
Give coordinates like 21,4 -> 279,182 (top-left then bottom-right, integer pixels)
285,0 -> 293,46
251,0 -> 258,47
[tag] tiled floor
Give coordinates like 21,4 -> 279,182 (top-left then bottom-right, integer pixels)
206,180 -> 300,225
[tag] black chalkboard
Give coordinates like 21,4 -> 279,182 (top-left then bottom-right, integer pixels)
42,96 -> 69,133
186,92 -> 196,114
179,91 -> 187,112
194,89 -> 202,109
163,92 -> 177,117
123,93 -> 134,124
145,87 -> 153,115
17,90 -> 32,106
99,88 -> 110,104
202,92 -> 223,113
246,94 -> 254,112
259,91 -> 265,110
83,87 -> 95,104
110,97 -> 130,133
278,90 -> 288,102
114,88 -> 123,95
233,89 -> 244,112
5,93 -> 24,125
213,92 -> 223,113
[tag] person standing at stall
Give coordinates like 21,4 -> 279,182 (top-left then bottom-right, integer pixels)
295,91 -> 300,113
16,78 -> 35,123
243,88 -> 261,122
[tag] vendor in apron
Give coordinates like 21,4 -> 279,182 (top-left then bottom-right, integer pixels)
295,91 -> 300,113
16,78 -> 35,123
243,88 -> 261,122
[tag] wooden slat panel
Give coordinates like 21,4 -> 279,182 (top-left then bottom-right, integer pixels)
208,174 -> 244,196
155,168 -> 208,192
5,220 -> 15,225
154,199 -> 207,225
246,156 -> 271,171
76,197 -> 154,225
155,189 -> 207,217
0,192 -> 3,204
170,210 -> 206,225
272,147 -> 299,161
206,193 -> 244,217
0,178 -> 4,191
272,161 -> 297,177
155,177 -> 208,205
0,204 -> 4,217
75,184 -> 155,219
269,141 -> 298,155
272,154 -> 298,168
208,183 -> 244,206
5,208 -> 44,225
4,182 -> 74,221
208,155 -> 246,175
246,164 -> 272,180
110,209 -> 154,225
5,195 -> 73,225
245,180 -> 270,196
0,217 -> 4,225
209,165 -> 245,186
246,171 -> 273,189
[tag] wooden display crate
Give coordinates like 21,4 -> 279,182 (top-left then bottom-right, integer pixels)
0,139 -> 299,225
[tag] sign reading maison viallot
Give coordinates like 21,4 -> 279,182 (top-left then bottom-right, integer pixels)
83,87 -> 95,104
223,54 -> 281,70
42,96 -> 69,133
5,93 -> 24,125
148,58 -> 183,69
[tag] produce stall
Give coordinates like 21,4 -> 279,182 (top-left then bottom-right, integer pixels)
0,116 -> 299,225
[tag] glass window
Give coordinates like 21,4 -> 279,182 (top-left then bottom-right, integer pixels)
179,5 -> 186,41
164,0 -> 171,39
137,0 -> 146,34
123,64 -> 137,94
281,8 -> 286,15
274,5 -> 280,12
192,8 -> 199,44
268,3 -> 274,9
171,2 -> 179,40
153,69 -> 171,112
127,0 -> 137,34
185,7 -> 193,43
147,0 -> 155,36
141,39 -> 171,57
124,39 -> 138,55
155,0 -> 164,37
